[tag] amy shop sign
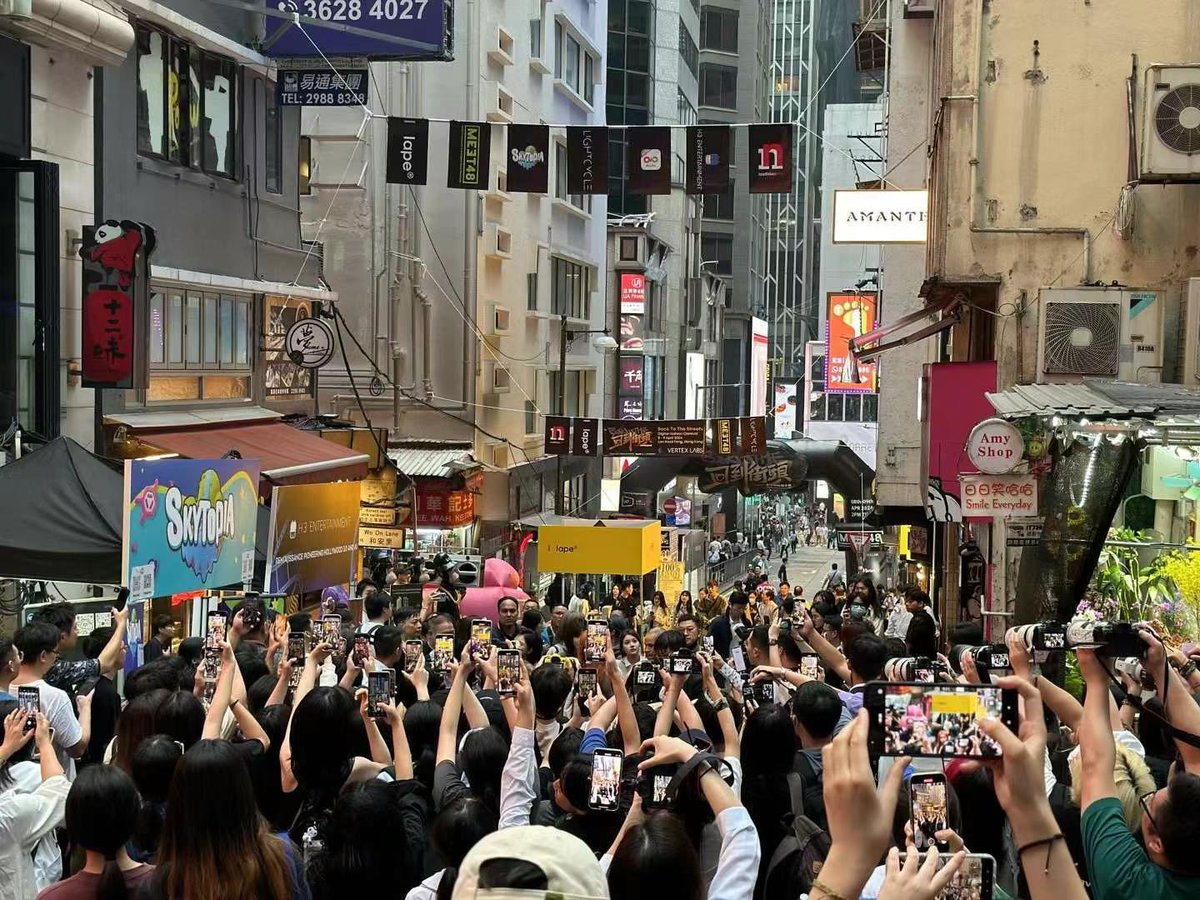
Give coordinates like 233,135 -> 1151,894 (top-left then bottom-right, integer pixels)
966,418 -> 1025,474
960,474 -> 1038,518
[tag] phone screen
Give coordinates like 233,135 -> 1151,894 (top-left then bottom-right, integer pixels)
17,686 -> 38,732
585,620 -> 608,662
578,668 -> 598,694
910,775 -> 949,852
404,640 -> 423,674
589,749 -> 623,811
367,669 -> 394,718
497,649 -> 521,695
634,663 -> 659,686
868,682 -> 1019,758
354,634 -> 371,665
701,635 -> 715,655
114,586 -> 130,612
730,646 -> 747,673
287,632 -> 307,662
799,654 -> 819,679
205,612 -> 228,648
471,618 -> 492,659
320,615 -> 342,647
433,635 -> 454,670
898,854 -> 995,900
669,652 -> 693,675
643,761 -> 678,810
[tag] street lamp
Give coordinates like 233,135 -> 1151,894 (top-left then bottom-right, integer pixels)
555,313 -> 612,516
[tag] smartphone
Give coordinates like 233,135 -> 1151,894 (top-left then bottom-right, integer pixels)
403,639 -> 423,674
668,650 -> 694,676
202,644 -> 220,682
320,614 -> 342,647
433,634 -> 454,671
588,748 -> 624,811
910,773 -> 949,852
497,648 -> 521,696
205,611 -> 228,649
354,634 -> 371,666
642,761 -> 678,811
287,632 -> 307,662
240,603 -> 263,632
585,619 -> 608,663
730,646 -> 747,673
701,635 -> 715,655
897,853 -> 995,900
471,618 -> 493,660
367,669 -> 394,718
17,686 -> 38,733
578,667 -> 598,695
799,654 -> 819,679
114,586 -> 130,612
866,682 -> 1019,758
752,680 -> 775,704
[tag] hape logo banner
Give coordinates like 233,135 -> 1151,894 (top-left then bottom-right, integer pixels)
122,459 -> 261,599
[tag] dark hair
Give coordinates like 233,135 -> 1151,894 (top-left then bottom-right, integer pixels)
530,664 -> 573,720
653,629 -> 684,657
364,593 -> 393,621
777,632 -> 804,665
176,637 -> 203,668
66,765 -> 141,899
251,705 -> 292,832
559,755 -> 593,812
372,626 -> 404,661
309,781 -> 422,898
558,613 -> 588,653
850,577 -> 881,612
520,610 -> 544,633
846,633 -> 888,681
458,726 -> 508,813
246,674 -> 278,715
607,813 -> 703,900
745,625 -> 770,658
431,797 -> 499,896
791,682 -> 842,741
496,596 -> 520,612
156,740 -> 295,900
287,613 -> 312,634
152,614 -> 175,634
547,727 -> 584,778
676,613 -> 697,628
517,626 -> 544,665
395,606 -> 418,622
1138,697 -> 1174,760
883,637 -> 909,660
1158,772 -> 1200,875
906,590 -> 931,608
125,658 -> 187,702
728,591 -> 749,608
741,703 -> 797,776
13,621 -> 60,661
31,601 -> 75,637
84,626 -> 115,660
289,687 -> 357,795
950,622 -> 984,646
155,691 -> 206,750
403,700 -> 443,788
130,734 -> 183,861
114,689 -> 171,773
234,648 -> 269,688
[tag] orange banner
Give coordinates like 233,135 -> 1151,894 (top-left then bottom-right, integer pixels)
825,292 -> 878,394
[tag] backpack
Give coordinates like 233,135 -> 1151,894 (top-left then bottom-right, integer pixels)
762,771 -> 831,899
791,756 -> 828,831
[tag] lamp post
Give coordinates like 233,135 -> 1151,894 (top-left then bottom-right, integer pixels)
555,313 -> 613,516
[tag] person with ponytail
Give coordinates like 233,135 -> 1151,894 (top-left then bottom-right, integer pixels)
37,766 -> 151,899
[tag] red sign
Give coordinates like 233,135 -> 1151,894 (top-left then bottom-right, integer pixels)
82,288 -> 135,385
662,497 -> 677,516
620,273 -> 645,314
78,220 -> 155,389
401,484 -> 476,528
824,292 -> 878,395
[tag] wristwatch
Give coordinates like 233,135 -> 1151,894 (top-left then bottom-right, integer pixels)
1180,660 -> 1198,679
709,695 -> 729,712
768,638 -> 780,646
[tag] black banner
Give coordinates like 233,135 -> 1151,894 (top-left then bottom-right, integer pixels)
571,417 -> 600,457
544,415 -> 571,455
603,421 -> 657,456
506,124 -> 550,193
697,445 -> 809,495
386,118 -> 429,185
685,126 -> 731,195
626,126 -> 672,195
567,126 -> 608,194
712,418 -> 736,456
748,124 -> 793,194
447,121 -> 491,190
740,416 -> 767,456
655,420 -> 708,455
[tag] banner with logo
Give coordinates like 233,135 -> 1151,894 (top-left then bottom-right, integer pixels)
386,117 -> 429,185
80,221 -> 155,389
264,295 -> 316,399
567,126 -> 608,194
825,292 -> 879,394
772,382 -> 797,436
122,459 -> 260,599
739,416 -> 767,456
447,121 -> 490,190
748,124 -> 793,194
544,415 -> 571,455
627,126 -> 672,195
570,418 -> 600,457
506,124 -> 550,193
685,125 -> 731,195
266,481 -> 361,595
619,273 -> 646,313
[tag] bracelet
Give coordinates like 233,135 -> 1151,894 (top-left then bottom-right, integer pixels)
808,878 -> 850,900
1180,660 -> 1198,679
1017,832 -> 1064,875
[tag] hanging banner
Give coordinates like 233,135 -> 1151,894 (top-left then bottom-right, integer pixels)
386,117 -> 429,185
618,398 -> 644,420
712,418 -> 736,456
773,382 -> 797,436
543,415 -> 571,455
122,458 -> 260,599
264,295 -> 317,399
447,121 -> 490,190
619,355 -> 645,397
685,125 -> 731,195
620,273 -> 646,313
266,481 -> 361,595
566,126 -> 609,194
570,417 -> 600,457
739,416 -> 766,456
748,123 -> 793,194
825,292 -> 879,395
80,220 -> 155,389
261,0 -> 453,60
627,126 -> 672,195
603,421 -> 657,456
620,313 -> 644,351
506,123 -> 550,193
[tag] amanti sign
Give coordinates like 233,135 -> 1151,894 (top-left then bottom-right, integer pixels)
832,189 -> 928,244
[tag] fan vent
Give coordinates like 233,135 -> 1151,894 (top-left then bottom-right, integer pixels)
1155,84 -> 1200,154
1042,302 -> 1120,376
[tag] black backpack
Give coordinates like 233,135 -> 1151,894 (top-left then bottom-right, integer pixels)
762,772 -> 831,899
792,754 -> 828,831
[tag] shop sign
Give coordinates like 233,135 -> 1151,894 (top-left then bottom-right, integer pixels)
401,484 -> 475,528
80,221 -> 155,389
286,315 -> 335,369
848,497 -> 874,521
618,397 -> 644,420
620,273 -> 646,314
711,418 -> 736,456
837,530 -> 884,553
620,490 -> 654,517
266,481 -> 361,594
658,558 -> 685,597
825,292 -> 878,395
278,68 -> 369,106
359,506 -> 397,526
960,474 -> 1038,518
122,458 -> 261,598
832,189 -> 928,244
773,382 -> 797,436
263,0 -> 453,61
264,296 -> 317,398
539,521 -> 662,575
358,525 -> 406,549
965,418 -> 1025,474
697,453 -> 807,495
907,525 -> 929,558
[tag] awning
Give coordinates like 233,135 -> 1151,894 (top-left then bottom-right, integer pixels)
389,442 -> 479,479
140,422 -> 369,483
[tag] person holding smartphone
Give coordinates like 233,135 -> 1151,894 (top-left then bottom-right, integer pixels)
11,623 -> 91,780
0,706 -> 68,898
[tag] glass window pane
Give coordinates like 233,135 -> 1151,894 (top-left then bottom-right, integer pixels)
626,36 -> 650,72
188,51 -> 202,168
265,83 -> 281,193
202,54 -> 236,177
202,294 -> 218,364
168,40 -> 188,163
566,37 -> 580,91
137,27 -> 166,156
219,296 -> 234,364
584,54 -> 594,104
554,22 -> 563,77
184,293 -> 201,364
627,0 -> 650,35
234,300 -> 249,366
166,293 -> 183,363
149,293 -> 164,365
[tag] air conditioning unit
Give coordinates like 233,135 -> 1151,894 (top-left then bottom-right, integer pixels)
1036,287 -> 1163,383
904,0 -> 935,17
1183,278 -> 1200,386
1140,65 -> 1200,182
489,442 -> 510,468
486,24 -> 515,67
484,223 -> 513,260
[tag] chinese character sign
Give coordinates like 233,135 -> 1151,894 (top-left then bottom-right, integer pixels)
122,458 -> 261,598
80,220 -> 156,389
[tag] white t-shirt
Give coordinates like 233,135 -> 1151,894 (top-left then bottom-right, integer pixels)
11,678 -> 81,781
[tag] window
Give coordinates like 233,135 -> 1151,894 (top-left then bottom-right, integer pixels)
527,271 -> 539,312
565,35 -> 580,91
562,473 -> 586,515
551,257 -> 591,319
583,54 -> 595,104
525,400 -> 538,435
530,18 -> 542,59
703,181 -> 736,219
554,143 -> 592,213
548,370 -> 585,416
700,235 -> 733,275
678,23 -> 698,78
699,64 -> 737,109
626,0 -> 651,36
265,82 -> 281,193
147,290 -> 252,374
701,8 -> 739,53
168,39 -> 194,164
677,88 -> 697,126
136,27 -> 166,156
642,356 -> 665,418
299,136 -> 312,195
202,53 -> 236,177
555,19 -> 597,104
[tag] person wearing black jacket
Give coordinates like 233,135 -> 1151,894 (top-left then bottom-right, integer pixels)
709,592 -> 752,660
903,590 -> 938,658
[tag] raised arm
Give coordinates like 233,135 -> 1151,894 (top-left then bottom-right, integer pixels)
1144,631 -> 1200,773
436,652 -> 475,765
606,647 -> 641,757
97,606 -> 130,675
202,640 -> 237,740
700,653 -> 739,758
356,689 -> 394,767
1076,649 -> 1118,810
799,611 -> 851,684
653,671 -> 686,737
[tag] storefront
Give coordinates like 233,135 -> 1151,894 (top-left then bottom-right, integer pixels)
390,442 -> 483,555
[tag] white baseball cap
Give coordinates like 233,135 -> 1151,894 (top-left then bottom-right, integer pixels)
451,826 -> 610,899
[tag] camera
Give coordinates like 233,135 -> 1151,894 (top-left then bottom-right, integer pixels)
1006,619 -> 1149,659
949,644 -> 1011,674
1006,621 -> 1068,653
885,657 -> 936,682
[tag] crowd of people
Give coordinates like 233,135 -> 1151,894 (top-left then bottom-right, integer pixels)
1,543 -> 1199,900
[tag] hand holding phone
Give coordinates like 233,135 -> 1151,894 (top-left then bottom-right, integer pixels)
909,773 -> 949,852
589,748 -> 623,811
16,686 -> 39,734
367,669 -> 395,719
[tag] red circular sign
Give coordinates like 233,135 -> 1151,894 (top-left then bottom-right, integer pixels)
662,497 -> 677,516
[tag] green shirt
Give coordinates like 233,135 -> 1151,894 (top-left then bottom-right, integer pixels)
1082,797 -> 1200,900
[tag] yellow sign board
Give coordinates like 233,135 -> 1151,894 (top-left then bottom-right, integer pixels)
657,559 -> 684,597
360,506 -> 397,526
538,520 -> 662,575
358,526 -> 406,549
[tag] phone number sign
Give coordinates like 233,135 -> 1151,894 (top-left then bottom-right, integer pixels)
279,69 -> 369,106
266,0 -> 452,60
